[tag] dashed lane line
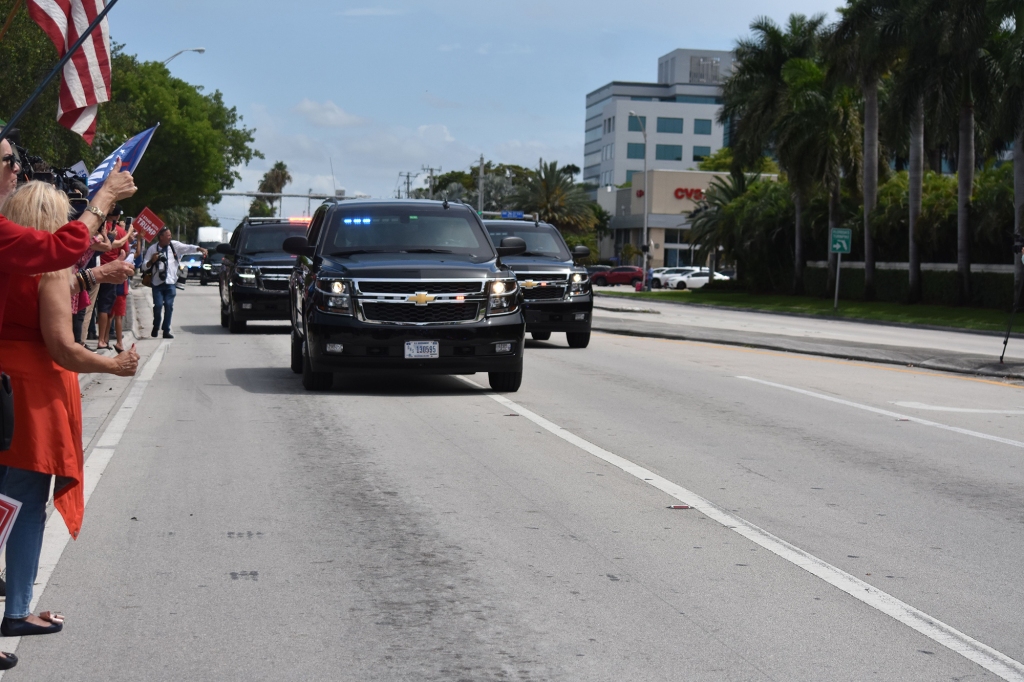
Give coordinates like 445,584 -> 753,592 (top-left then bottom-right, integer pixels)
0,341 -> 171,678
457,375 -> 1024,681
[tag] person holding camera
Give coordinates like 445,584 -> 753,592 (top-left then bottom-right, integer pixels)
144,227 -> 206,339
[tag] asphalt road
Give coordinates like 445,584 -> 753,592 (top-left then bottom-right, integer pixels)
5,284 -> 1024,681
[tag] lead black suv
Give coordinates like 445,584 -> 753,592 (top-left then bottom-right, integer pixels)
217,217 -> 310,333
285,200 -> 528,392
483,219 -> 593,348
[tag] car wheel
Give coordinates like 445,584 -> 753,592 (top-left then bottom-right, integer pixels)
290,330 -> 303,374
631,278 -> 641,286
652,280 -> 661,289
531,331 -> 551,341
675,281 -> 688,290
228,305 -> 246,334
220,300 -> 229,328
488,371 -> 522,392
593,277 -> 607,286
302,345 -> 333,391
566,331 -> 591,348
200,279 -> 208,286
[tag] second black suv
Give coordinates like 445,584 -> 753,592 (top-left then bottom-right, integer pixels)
217,217 -> 310,333
285,200 -> 528,392
483,219 -> 593,348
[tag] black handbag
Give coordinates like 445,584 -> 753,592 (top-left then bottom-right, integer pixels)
0,373 -> 12,451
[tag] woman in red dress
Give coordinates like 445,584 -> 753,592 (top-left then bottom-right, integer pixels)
0,182 -> 139,642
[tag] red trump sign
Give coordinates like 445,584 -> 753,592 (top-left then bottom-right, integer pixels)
133,207 -> 165,241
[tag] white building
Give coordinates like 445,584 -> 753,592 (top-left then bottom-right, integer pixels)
584,48 -> 735,214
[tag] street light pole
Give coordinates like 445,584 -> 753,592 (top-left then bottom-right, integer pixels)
163,47 -> 206,65
630,110 -> 650,289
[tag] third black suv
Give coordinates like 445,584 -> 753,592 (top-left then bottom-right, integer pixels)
217,217 -> 310,333
482,219 -> 592,348
285,200 -> 528,392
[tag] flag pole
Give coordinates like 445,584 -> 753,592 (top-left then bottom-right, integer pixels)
0,0 -> 121,146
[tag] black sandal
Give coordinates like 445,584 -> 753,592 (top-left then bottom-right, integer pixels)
1,612 -> 64,636
113,345 -> 125,354
0,652 -> 17,670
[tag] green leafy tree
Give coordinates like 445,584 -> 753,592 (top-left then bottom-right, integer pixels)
697,147 -> 778,174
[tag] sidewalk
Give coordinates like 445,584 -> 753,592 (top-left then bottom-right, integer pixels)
592,295 -> 1024,380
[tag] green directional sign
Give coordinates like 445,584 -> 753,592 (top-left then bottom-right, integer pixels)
830,227 -> 852,255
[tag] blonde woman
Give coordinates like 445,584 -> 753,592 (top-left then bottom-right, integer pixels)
0,182 -> 139,657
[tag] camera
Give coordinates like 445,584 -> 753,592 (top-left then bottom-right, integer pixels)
7,129 -> 90,218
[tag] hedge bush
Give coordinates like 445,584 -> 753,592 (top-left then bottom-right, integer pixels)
802,267 -> 1016,309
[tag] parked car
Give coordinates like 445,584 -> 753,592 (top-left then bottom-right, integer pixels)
650,267 -> 697,288
590,266 -> 643,287
664,269 -> 731,290
586,264 -> 611,276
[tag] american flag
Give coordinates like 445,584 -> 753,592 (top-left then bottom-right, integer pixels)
26,0 -> 111,144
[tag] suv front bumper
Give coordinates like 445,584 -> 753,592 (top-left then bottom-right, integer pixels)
230,287 -> 290,321
306,310 -> 525,375
522,295 -> 592,333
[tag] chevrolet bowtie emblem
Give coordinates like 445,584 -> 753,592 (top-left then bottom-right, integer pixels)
407,292 -> 435,305
521,280 -> 544,289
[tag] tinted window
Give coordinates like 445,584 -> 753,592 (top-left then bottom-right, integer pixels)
657,117 -> 683,134
323,207 -> 492,261
694,119 -> 713,135
485,223 -> 570,260
612,267 -> 633,272
239,225 -> 309,254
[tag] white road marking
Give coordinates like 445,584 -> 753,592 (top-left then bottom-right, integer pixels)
892,401 -> 1024,415
457,375 -> 1024,681
738,376 -> 1024,449
0,341 -> 170,677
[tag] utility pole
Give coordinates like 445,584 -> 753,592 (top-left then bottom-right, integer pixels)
399,172 -> 418,199
477,154 -> 485,214
422,165 -> 441,199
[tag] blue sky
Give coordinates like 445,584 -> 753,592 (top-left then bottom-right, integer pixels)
110,0 -> 837,224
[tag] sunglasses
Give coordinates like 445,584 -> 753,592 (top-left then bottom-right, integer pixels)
1,153 -> 19,171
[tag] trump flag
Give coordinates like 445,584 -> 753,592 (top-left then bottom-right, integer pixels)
87,125 -> 158,200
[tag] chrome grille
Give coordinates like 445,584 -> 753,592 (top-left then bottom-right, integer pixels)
515,273 -> 566,282
356,280 -> 484,295
523,286 -> 566,301
362,302 -> 479,323
260,279 -> 289,291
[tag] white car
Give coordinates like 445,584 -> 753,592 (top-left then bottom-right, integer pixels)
664,269 -> 731,290
651,267 -> 697,288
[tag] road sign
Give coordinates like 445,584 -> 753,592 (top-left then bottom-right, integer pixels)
830,228 -> 852,255
500,210 -> 524,219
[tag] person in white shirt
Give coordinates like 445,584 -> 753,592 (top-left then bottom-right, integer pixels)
144,227 -> 206,338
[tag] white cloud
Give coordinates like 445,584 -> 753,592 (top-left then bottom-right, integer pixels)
339,7 -> 402,16
293,99 -> 365,128
417,124 -> 455,144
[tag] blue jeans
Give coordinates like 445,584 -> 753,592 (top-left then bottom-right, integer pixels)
0,467 -> 52,619
152,282 -> 177,332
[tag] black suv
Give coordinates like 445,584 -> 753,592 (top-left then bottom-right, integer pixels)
285,200 -> 528,392
217,217 -> 310,333
483,220 -> 592,348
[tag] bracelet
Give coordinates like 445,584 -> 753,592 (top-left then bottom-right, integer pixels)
84,268 -> 96,288
84,205 -> 106,224
75,272 -> 86,293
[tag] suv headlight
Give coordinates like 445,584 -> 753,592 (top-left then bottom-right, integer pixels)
569,272 -> 590,296
234,266 -> 258,286
315,278 -> 352,315
487,278 -> 519,315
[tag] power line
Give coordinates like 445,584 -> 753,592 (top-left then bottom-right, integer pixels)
421,165 -> 441,199
399,172 -> 419,199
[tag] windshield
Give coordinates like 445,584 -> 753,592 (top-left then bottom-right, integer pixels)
240,225 -> 308,254
484,223 -> 571,260
322,207 -> 493,261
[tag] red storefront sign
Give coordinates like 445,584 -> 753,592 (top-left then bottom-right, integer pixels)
674,188 -> 705,201
133,207 -> 165,240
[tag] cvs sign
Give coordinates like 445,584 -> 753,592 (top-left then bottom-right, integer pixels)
674,188 -> 705,201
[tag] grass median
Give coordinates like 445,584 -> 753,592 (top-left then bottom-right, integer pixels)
597,289 -> 1017,333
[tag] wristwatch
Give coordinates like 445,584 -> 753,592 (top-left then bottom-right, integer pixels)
83,205 -> 106,223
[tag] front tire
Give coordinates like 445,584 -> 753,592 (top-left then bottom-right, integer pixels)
302,346 -> 333,391
200,279 -> 208,286
631,278 -> 642,287
531,331 -> 551,341
488,371 -> 522,392
567,332 -> 591,348
290,330 -> 303,374
675,281 -> 687,290
593,277 -> 607,287
228,305 -> 246,333
652,280 -> 661,289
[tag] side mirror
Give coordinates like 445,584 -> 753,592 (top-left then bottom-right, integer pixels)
495,236 -> 527,257
572,245 -> 591,258
215,243 -> 234,255
282,236 -> 315,257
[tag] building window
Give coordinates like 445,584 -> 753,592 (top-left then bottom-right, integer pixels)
625,170 -> 642,185
693,146 -> 711,161
630,96 -> 654,101
664,229 -> 681,244
655,144 -> 683,161
586,126 -> 603,143
694,119 -> 713,135
656,117 -> 684,134
690,56 -> 722,84
628,115 -> 647,132
603,117 -> 616,134
601,170 -> 613,186
627,143 -> 646,159
584,164 -> 601,181
675,95 -> 723,105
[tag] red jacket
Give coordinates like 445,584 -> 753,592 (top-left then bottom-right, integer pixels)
0,215 -> 91,333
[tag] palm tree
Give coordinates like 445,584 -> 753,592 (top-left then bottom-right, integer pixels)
992,0 -> 1024,291
512,159 -> 596,233
720,13 -> 826,292
688,171 -> 760,268
775,58 -> 863,293
828,0 -> 899,300
249,161 -> 292,217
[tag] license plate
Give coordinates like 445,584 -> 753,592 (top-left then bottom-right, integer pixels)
404,340 -> 439,359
